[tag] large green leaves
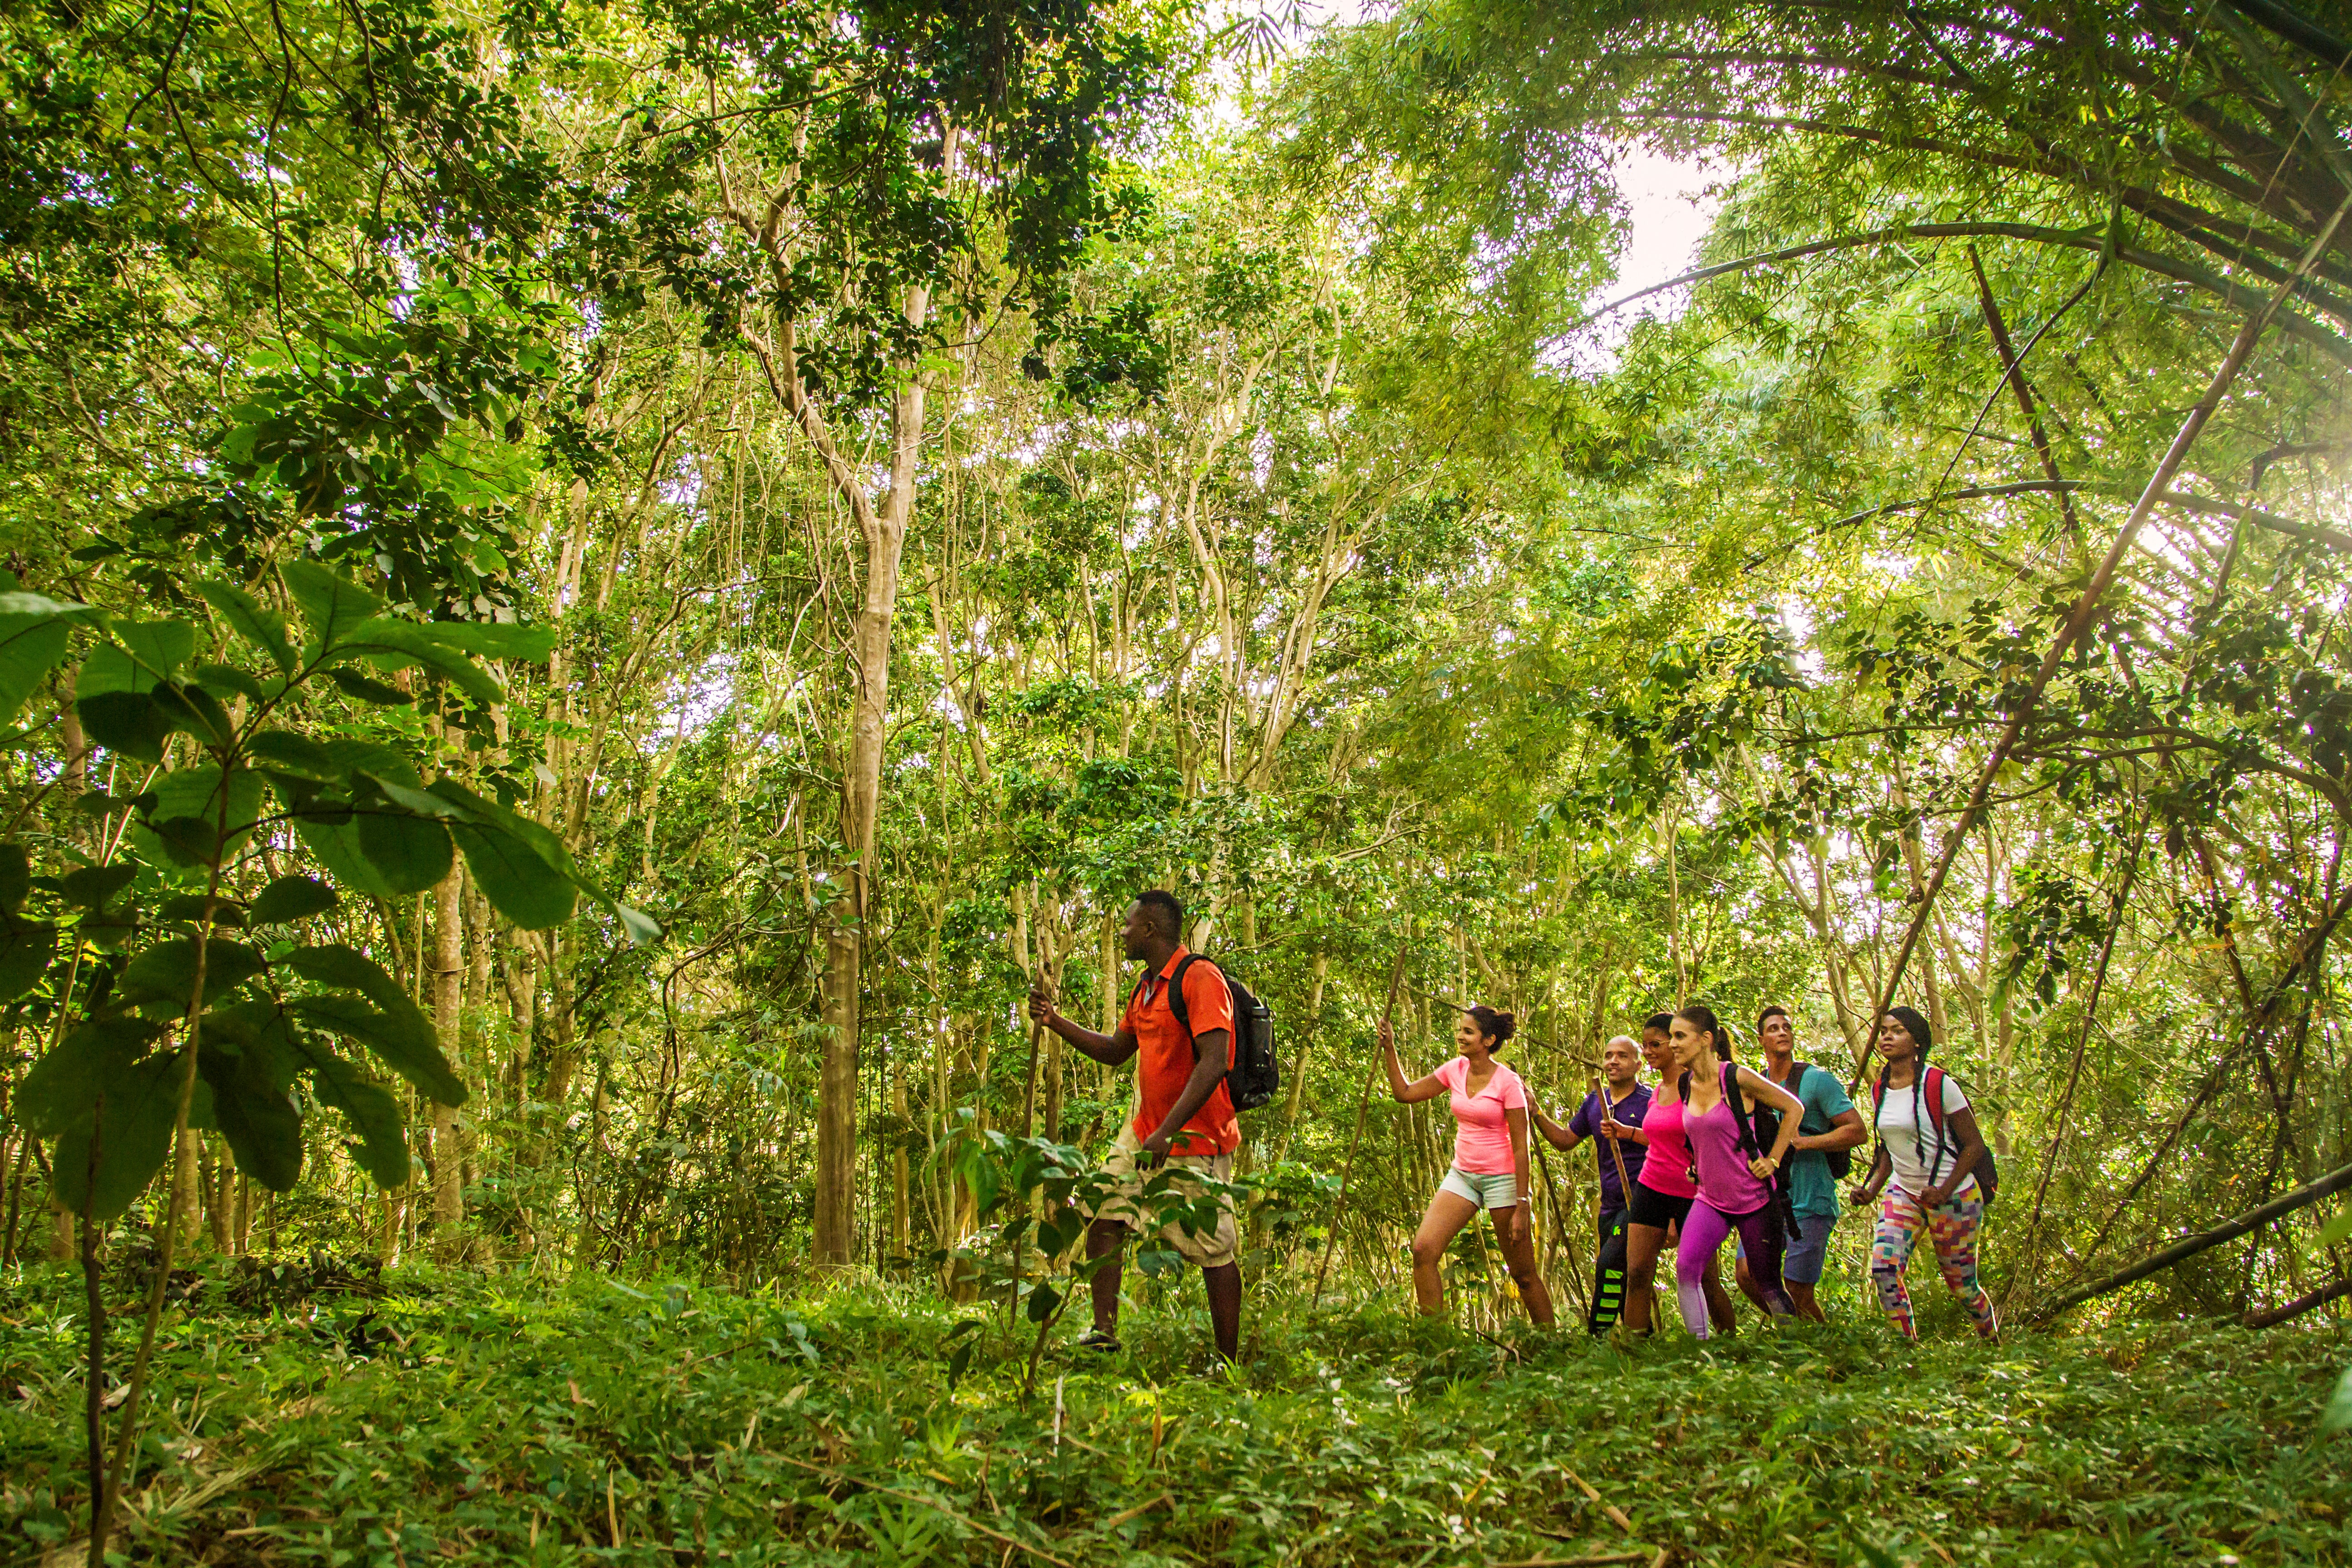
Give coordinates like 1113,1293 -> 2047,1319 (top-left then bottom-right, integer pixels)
15,1017 -> 166,1136
197,1012 -> 304,1192
122,936 -> 266,1009
284,944 -> 464,1104
193,580 -> 295,674
52,1050 -> 189,1221
293,1034 -> 410,1189
290,995 -> 465,1106
281,559 -> 383,654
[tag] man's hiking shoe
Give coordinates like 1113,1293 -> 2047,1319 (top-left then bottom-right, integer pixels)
1076,1329 -> 1122,1354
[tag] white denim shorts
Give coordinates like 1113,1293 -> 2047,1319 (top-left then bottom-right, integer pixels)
1439,1166 -> 1519,1210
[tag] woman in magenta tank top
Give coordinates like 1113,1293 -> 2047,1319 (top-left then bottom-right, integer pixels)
1671,1004 -> 1806,1337
1618,1014 -> 1736,1335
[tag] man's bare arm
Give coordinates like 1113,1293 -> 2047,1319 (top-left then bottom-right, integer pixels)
1029,986 -> 1137,1067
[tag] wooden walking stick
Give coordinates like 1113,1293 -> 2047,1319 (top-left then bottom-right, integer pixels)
1019,933 -> 1061,1140
1592,1073 -> 1633,1203
1313,942 -> 1408,1307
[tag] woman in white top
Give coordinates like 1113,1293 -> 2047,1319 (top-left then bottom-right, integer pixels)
1847,1006 -> 1997,1341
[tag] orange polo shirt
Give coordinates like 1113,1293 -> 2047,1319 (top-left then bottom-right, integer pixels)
1122,946 -> 1239,1157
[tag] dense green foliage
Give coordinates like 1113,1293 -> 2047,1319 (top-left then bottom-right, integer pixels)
8,0 -> 2352,1554
5,1266 -> 2352,1565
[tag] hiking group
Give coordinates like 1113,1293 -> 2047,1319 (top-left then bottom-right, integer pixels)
1027,889 -> 2000,1361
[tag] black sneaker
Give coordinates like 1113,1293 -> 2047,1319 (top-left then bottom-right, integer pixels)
1076,1328 -> 1122,1354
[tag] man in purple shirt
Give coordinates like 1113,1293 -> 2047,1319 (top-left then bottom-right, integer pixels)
1536,1034 -> 1651,1330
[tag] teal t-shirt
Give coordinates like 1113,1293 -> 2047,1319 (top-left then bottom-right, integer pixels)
1782,1064 -> 1855,1219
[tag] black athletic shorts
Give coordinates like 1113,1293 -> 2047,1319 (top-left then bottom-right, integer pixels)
1626,1182 -> 1695,1231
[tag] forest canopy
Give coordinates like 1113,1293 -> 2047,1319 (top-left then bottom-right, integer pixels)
6,0 -> 2352,1555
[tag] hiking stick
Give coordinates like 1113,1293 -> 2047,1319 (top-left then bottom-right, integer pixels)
1313,942 -> 1407,1307
1018,933 -> 1060,1140
1591,1073 -> 1633,1204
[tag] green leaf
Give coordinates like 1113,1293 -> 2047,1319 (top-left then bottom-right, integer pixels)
198,999 -> 297,1082
2327,1366 -> 2352,1434
194,581 -> 295,674
76,690 -> 173,764
121,936 -> 266,1008
0,615 -> 69,725
0,842 -> 29,913
15,1017 -> 164,1134
157,893 -> 245,927
293,818 -> 400,899
52,1049 -> 186,1221
0,915 -> 56,1001
150,682 -> 235,746
113,620 -> 198,685
59,864 -> 135,910
131,763 -> 265,869
288,994 -> 465,1105
353,805 -> 454,895
341,621 -> 503,705
251,875 -> 338,924
190,662 -> 270,704
248,730 -> 345,781
428,778 -> 657,939
293,1035 -> 409,1189
448,821 -> 576,929
326,667 -> 413,706
1024,1281 -> 1063,1324
2321,1208 -> 2352,1249
279,942 -> 411,1012
281,559 -> 384,653
198,1028 -> 303,1192
412,622 -> 558,663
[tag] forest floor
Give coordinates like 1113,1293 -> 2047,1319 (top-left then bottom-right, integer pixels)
0,1256 -> 2347,1567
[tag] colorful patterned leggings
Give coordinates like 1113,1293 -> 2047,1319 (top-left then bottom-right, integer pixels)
1871,1189 -> 1996,1340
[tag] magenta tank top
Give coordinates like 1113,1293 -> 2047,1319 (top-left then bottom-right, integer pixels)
1688,1080 -> 1774,1214
1636,1096 -> 1698,1199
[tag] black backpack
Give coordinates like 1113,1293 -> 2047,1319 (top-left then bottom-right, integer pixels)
1156,954 -> 1278,1112
1780,1060 -> 1853,1181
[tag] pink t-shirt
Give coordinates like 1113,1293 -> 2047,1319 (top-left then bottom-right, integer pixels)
1434,1057 -> 1526,1175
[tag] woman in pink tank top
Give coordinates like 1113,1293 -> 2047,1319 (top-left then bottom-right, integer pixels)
1618,1014 -> 1739,1336
1380,1005 -> 1556,1326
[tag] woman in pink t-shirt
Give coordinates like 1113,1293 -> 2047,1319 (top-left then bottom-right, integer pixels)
1380,1005 -> 1556,1326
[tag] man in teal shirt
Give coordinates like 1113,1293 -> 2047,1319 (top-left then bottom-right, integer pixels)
1736,1006 -> 1868,1320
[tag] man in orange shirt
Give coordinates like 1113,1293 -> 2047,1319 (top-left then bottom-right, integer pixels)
1027,889 -> 1241,1361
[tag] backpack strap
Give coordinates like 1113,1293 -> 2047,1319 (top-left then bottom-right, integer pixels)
1161,953 -> 1201,1043
1722,1061 -> 1761,1158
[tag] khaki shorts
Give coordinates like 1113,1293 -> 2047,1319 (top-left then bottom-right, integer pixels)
1084,1126 -> 1239,1269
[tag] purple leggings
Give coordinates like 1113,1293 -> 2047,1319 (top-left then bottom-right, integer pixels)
1677,1200 -> 1792,1336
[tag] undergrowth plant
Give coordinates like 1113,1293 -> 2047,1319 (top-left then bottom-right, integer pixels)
0,561 -> 652,1562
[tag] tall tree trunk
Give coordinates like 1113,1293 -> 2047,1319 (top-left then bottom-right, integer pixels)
814,284 -> 929,1269
431,866 -> 465,1256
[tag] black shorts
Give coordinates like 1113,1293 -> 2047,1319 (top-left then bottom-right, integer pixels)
1626,1184 -> 1695,1231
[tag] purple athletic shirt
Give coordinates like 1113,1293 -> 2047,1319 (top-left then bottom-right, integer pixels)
1569,1084 -> 1651,1210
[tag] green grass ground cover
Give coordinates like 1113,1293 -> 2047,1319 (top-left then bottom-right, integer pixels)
1,1260 -> 2347,1567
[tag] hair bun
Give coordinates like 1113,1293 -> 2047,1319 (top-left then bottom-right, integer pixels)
1464,1004 -> 1516,1046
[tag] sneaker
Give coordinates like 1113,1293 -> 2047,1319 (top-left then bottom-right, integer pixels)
1075,1328 -> 1122,1354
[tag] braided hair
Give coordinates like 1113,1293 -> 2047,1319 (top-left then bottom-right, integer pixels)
1875,1005 -> 1941,1179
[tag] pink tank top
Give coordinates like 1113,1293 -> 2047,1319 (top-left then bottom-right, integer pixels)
1636,1096 -> 1698,1199
1688,1073 -> 1774,1214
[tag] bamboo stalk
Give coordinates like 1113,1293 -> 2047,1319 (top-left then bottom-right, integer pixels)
1313,942 -> 1407,1306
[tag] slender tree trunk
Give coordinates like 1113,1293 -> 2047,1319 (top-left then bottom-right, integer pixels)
431,866 -> 465,1255
814,286 -> 929,1269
